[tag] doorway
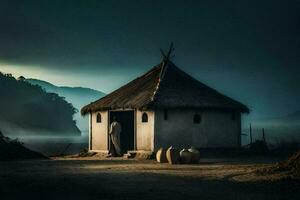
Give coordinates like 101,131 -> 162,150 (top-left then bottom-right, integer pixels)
109,110 -> 134,154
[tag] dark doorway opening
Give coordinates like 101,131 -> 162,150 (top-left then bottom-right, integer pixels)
109,110 -> 134,154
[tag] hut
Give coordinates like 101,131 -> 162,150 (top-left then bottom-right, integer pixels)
81,57 -> 249,154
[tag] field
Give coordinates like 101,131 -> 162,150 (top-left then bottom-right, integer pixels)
0,157 -> 299,200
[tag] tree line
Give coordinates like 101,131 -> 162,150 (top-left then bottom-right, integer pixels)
0,72 -> 80,135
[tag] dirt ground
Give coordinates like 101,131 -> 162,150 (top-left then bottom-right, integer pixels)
0,157 -> 299,200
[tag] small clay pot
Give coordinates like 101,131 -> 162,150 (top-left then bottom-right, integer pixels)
156,148 -> 167,163
166,146 -> 180,164
180,149 -> 193,164
188,146 -> 200,164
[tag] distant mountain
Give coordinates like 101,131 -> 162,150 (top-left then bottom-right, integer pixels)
242,111 -> 300,145
26,78 -> 105,131
0,73 -> 80,136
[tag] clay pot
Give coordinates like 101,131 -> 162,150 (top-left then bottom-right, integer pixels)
156,148 -> 167,163
166,146 -> 180,164
180,149 -> 193,164
188,146 -> 200,164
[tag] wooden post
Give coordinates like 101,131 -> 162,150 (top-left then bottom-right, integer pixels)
160,42 -> 175,61
89,112 -> 92,151
249,123 -> 253,144
262,128 -> 266,143
107,111 -> 110,152
134,109 -> 137,151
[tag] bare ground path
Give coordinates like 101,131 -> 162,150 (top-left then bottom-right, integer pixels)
0,158 -> 299,200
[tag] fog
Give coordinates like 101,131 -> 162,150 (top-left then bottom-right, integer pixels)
0,119 -> 87,156
8,131 -> 89,156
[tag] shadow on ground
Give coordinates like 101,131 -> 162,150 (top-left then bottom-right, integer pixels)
0,159 -> 299,200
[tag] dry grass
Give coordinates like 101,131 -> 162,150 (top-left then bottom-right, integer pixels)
255,150 -> 300,180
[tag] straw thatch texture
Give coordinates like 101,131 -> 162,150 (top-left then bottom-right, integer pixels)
81,61 -> 249,115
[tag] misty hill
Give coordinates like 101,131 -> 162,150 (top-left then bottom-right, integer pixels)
26,78 -> 105,131
0,131 -> 47,160
242,111 -> 300,145
0,73 -> 80,136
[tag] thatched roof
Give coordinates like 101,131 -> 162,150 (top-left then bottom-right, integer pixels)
81,60 -> 249,115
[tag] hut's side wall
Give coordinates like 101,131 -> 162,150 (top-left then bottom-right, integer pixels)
90,111 -> 108,151
154,109 -> 241,150
136,110 -> 155,151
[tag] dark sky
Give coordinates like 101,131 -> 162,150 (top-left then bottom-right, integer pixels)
0,0 -> 299,121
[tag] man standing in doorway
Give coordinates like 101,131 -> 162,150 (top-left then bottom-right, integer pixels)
108,116 -> 122,157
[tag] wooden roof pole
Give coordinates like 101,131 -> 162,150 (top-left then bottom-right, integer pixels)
160,42 -> 175,61
166,42 -> 175,60
159,42 -> 175,79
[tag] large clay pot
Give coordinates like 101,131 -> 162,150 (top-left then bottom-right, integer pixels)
156,148 -> 167,163
188,146 -> 200,164
166,146 -> 180,164
180,149 -> 193,164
